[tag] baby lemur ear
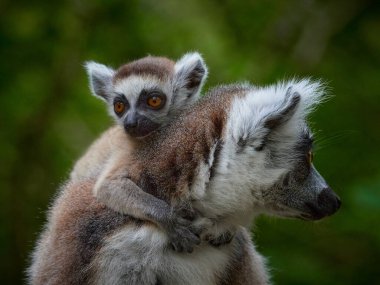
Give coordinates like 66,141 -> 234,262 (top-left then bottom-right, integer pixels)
173,52 -> 208,104
85,61 -> 115,102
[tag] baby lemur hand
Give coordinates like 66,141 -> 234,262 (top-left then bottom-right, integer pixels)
165,205 -> 236,251
200,221 -> 237,247
94,171 -> 206,253
206,230 -> 235,247
164,206 -> 202,253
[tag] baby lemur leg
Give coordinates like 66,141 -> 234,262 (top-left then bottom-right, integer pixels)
94,158 -> 202,253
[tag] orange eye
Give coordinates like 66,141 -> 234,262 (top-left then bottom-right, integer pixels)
308,151 -> 314,164
114,101 -> 125,115
147,96 -> 163,109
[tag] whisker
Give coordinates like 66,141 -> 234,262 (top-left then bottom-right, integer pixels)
312,130 -> 357,152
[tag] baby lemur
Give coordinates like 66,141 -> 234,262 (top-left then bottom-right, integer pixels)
71,53 -> 227,252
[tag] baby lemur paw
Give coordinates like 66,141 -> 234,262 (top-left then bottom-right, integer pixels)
205,230 -> 235,247
167,215 -> 201,253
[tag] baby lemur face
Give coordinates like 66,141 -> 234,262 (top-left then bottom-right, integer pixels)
86,53 -> 207,138
111,74 -> 172,137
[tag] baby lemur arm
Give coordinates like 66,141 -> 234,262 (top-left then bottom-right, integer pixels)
94,155 -> 234,251
94,157 -> 202,253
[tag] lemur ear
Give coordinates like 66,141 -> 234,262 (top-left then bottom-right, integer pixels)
254,89 -> 301,150
85,61 -> 115,102
263,88 -> 301,130
173,52 -> 208,102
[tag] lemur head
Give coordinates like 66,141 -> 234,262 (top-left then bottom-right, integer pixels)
85,52 -> 207,138
214,80 -> 340,221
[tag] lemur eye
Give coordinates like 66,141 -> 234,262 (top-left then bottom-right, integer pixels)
114,101 -> 126,115
308,151 -> 314,164
147,95 -> 164,109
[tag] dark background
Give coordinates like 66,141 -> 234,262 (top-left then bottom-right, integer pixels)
1,0 -> 379,284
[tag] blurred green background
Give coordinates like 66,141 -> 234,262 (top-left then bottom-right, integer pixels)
1,0 -> 379,284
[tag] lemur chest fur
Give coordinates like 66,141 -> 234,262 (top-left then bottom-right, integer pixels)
92,223 -> 234,285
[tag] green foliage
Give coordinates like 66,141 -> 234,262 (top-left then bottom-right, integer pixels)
0,0 -> 379,284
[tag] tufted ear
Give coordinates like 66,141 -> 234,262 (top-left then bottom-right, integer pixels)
234,88 -> 301,152
172,52 -> 208,107
253,88 -> 301,150
262,88 -> 301,130
85,61 -> 115,102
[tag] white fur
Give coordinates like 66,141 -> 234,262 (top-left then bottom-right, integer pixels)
190,142 -> 218,201
93,224 -> 232,285
173,52 -> 208,107
85,61 -> 115,102
174,52 -> 208,80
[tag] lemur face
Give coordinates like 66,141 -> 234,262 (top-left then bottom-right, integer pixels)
86,53 -> 207,139
261,128 -> 341,221
255,89 -> 340,221
223,81 -> 340,221
111,75 -> 172,138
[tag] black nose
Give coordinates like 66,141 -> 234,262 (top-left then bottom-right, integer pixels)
317,187 -> 341,216
305,187 -> 341,220
124,121 -> 137,130
124,112 -> 138,131
124,115 -> 138,133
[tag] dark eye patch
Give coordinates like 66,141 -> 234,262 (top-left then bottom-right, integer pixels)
113,93 -> 129,106
138,88 -> 167,110
112,95 -> 130,117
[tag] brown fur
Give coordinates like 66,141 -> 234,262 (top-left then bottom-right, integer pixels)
113,56 -> 175,82
135,84 -> 251,201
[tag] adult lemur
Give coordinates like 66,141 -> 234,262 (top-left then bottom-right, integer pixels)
29,78 -> 341,284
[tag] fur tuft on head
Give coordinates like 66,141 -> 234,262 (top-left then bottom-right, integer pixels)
268,78 -> 328,118
226,79 -> 327,150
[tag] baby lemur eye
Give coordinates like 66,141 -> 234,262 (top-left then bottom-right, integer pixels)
114,101 -> 126,115
146,94 -> 165,110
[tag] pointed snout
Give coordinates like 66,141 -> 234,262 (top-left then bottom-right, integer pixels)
123,112 -> 160,138
305,187 -> 341,220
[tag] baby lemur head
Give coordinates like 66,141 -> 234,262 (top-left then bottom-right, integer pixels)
85,52 -> 207,138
